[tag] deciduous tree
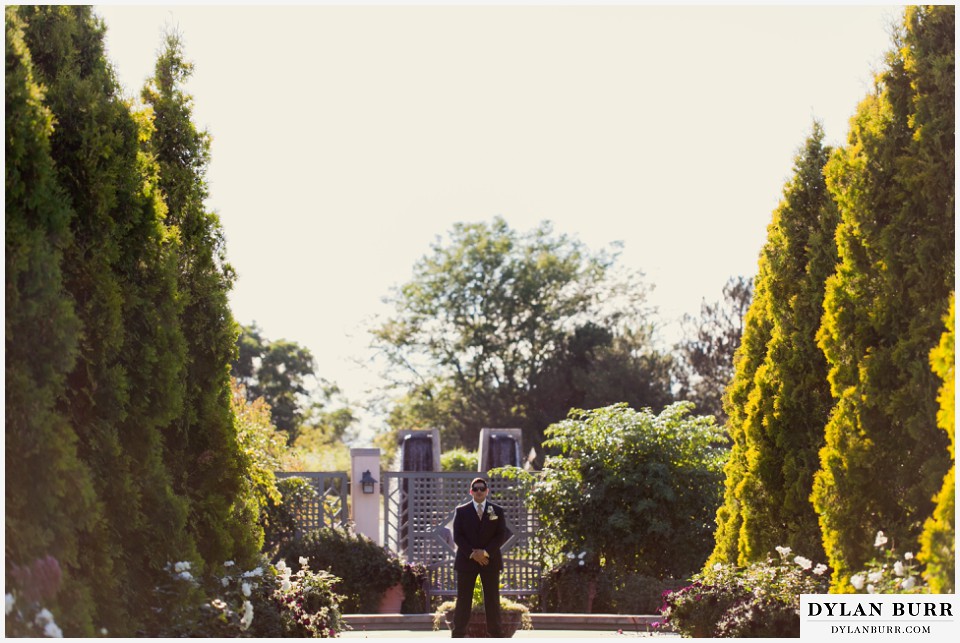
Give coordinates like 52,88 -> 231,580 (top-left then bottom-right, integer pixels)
674,276 -> 753,424
373,217 -> 672,455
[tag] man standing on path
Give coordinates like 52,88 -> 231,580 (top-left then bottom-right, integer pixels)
451,477 -> 508,637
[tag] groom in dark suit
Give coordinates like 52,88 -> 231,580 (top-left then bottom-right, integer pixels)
451,477 -> 508,637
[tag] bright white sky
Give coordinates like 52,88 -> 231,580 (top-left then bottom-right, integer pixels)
94,2 -> 902,435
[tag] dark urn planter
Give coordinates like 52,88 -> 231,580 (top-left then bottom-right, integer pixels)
442,608 -> 525,638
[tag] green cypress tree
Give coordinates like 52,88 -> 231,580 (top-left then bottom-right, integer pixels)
708,125 -> 838,566
15,5 -> 194,633
141,31 -> 261,566
735,125 -> 838,563
707,272 -> 772,566
4,8 -> 102,633
918,294 -> 954,593
812,5 -> 954,589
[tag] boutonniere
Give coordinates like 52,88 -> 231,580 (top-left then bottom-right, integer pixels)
487,506 -> 498,520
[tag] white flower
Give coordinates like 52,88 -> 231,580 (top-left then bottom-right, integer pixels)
100,629 -> 108,635
901,577 -> 916,590
867,584 -> 876,594
850,573 -> 866,590
894,561 -> 905,576
174,561 -> 192,573
775,546 -> 792,559
239,600 -> 254,630
35,608 -> 54,625
566,552 -> 575,559
224,560 -> 235,567
578,552 -> 587,559
713,563 -> 723,571
874,531 -> 888,548
794,556 -> 812,570
868,571 -> 883,583
222,577 -> 230,587
280,579 -> 292,592
5,594 -> 14,615
242,582 -> 252,597
904,552 -> 914,560
243,567 -> 264,578
44,621 -> 63,638
276,559 -> 288,572
179,571 -> 194,582
299,556 -> 309,566
211,599 -> 227,610
813,564 -> 828,576
578,560 -> 585,566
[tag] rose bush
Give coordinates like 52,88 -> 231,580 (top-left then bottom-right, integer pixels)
660,532 -> 930,638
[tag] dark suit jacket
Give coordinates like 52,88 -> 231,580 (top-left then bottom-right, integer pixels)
453,500 -> 508,571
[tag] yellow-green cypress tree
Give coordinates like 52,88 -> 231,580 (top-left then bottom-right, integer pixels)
14,5 -> 196,633
708,125 -> 838,566
812,5 -> 954,590
4,8 -> 102,634
918,294 -> 954,593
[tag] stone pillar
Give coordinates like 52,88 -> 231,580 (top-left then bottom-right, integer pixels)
478,428 -> 523,472
350,447 -> 382,545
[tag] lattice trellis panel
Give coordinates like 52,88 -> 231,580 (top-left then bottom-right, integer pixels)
382,471 -> 541,602
275,472 -> 348,537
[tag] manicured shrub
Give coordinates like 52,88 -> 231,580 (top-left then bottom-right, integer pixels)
277,526 -> 402,613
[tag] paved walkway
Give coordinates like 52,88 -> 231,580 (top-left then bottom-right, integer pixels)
342,628 -> 677,638
340,613 -> 678,639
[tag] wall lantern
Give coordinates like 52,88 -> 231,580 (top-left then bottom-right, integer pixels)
360,470 -> 377,494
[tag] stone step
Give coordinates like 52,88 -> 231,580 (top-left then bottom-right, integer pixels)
342,613 -> 663,632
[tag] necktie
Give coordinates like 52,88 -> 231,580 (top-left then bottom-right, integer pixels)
476,504 -> 483,519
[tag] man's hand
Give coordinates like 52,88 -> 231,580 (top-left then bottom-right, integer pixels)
470,549 -> 490,566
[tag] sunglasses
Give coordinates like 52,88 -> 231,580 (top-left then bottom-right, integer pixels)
471,486 -> 487,492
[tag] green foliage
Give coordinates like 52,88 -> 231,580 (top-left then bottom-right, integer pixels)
373,216 -> 673,457
5,9 -> 275,634
812,5 -> 954,588
441,448 -> 479,471
919,294 -> 955,592
709,124 -> 838,567
4,7 -> 100,634
660,554 -> 831,638
502,403 -> 726,578
276,526 -> 403,613
674,276 -> 753,424
9,5 -> 200,633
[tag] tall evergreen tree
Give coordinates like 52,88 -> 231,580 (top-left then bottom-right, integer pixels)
812,5 -> 954,589
14,5 -> 194,633
918,294 -> 954,593
142,31 -> 261,567
4,8 -> 101,633
708,125 -> 838,566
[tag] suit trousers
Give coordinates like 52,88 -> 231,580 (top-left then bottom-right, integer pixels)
451,564 -> 502,637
